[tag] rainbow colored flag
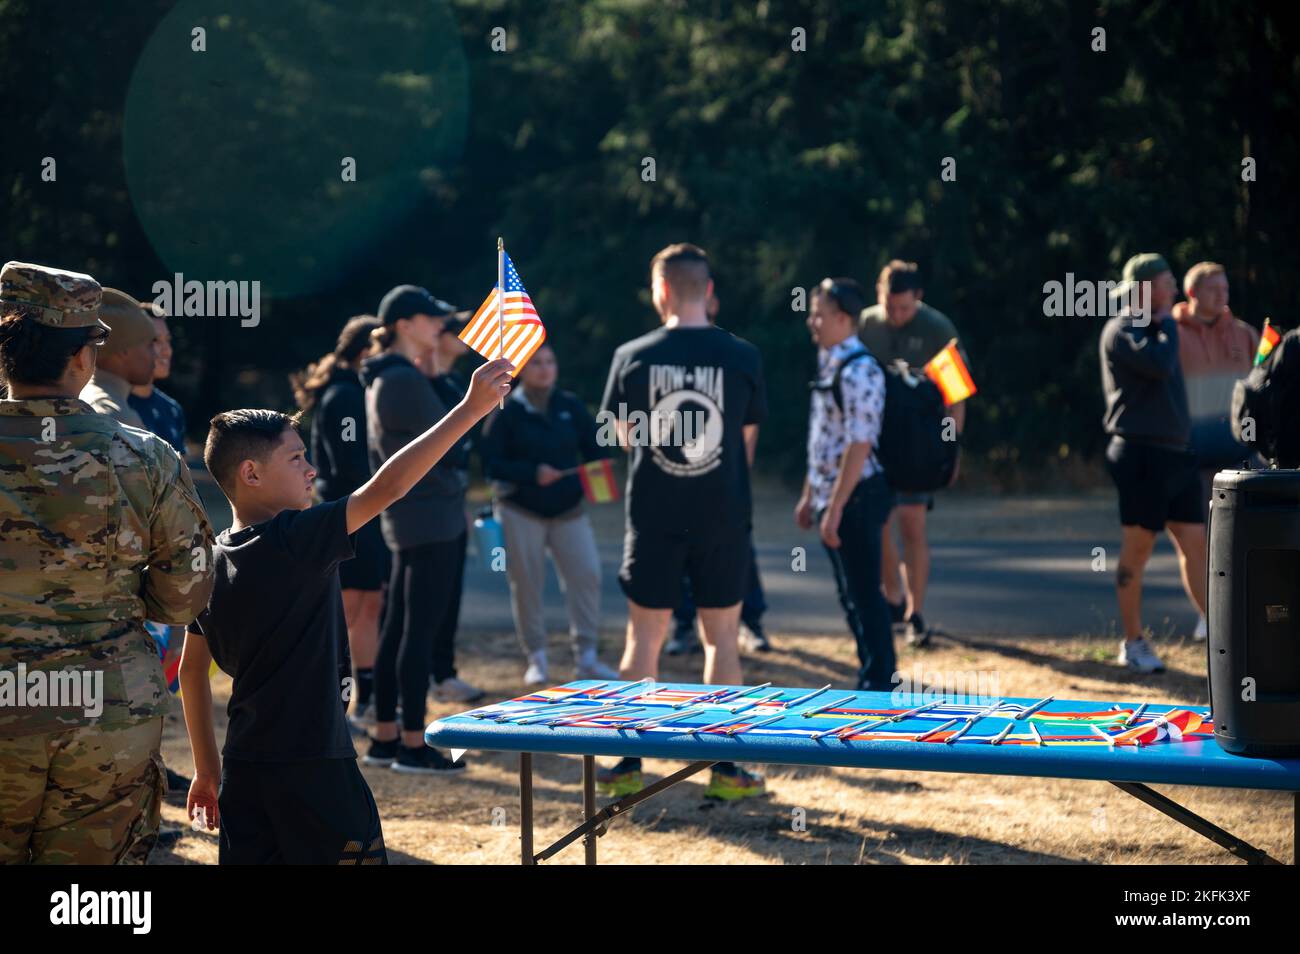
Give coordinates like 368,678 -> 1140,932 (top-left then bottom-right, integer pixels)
923,338 -> 977,405
1254,317 -> 1281,366
577,459 -> 619,504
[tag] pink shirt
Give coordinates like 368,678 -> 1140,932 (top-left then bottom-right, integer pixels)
1173,302 -> 1259,419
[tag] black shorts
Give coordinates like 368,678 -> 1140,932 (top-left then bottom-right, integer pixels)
339,519 -> 391,591
1104,437 -> 1205,532
619,523 -> 751,610
218,757 -> 387,865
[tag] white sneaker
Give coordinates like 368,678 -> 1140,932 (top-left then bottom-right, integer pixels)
1193,616 -> 1208,641
524,652 -> 549,686
433,676 -> 485,703
574,649 -> 619,680
1119,637 -> 1166,674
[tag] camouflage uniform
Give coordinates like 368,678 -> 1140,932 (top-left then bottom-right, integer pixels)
0,262 -> 215,864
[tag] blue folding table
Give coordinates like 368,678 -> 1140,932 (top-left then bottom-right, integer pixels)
426,680 -> 1300,865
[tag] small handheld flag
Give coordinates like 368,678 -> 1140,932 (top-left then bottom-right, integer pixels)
575,459 -> 619,504
923,338 -> 977,405
459,242 -> 546,375
1254,317 -> 1281,367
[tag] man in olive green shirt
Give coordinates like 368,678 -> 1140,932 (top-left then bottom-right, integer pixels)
858,260 -> 968,647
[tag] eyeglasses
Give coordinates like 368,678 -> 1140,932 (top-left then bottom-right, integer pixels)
86,328 -> 110,348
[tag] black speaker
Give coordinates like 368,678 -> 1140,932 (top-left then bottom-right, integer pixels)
1207,469 -> 1300,756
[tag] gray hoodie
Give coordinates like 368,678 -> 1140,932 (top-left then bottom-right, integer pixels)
361,351 -> 467,551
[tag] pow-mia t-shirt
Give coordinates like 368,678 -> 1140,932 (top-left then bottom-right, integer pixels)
601,325 -> 766,535
191,497 -> 356,761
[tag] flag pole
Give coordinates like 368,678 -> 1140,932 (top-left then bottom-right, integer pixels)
497,236 -> 505,408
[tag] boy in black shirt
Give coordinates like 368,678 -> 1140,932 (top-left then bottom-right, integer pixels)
178,358 -> 514,864
597,243 -> 767,801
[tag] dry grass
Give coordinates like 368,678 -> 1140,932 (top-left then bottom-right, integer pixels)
153,628 -> 1294,865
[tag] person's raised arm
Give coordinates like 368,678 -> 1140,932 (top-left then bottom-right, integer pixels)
346,359 -> 513,534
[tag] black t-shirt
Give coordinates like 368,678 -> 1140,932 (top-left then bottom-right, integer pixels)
601,325 -> 766,534
191,497 -> 356,761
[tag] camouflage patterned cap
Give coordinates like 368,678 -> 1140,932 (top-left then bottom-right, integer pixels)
0,260 -> 107,331
99,287 -> 157,356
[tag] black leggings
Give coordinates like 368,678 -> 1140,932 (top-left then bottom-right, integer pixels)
375,533 -> 467,733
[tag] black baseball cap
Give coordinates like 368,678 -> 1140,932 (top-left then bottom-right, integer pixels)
378,284 -> 456,325
441,309 -> 473,336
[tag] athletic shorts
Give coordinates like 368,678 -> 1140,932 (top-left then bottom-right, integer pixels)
619,523 -> 751,610
339,519 -> 391,591
1104,437 -> 1205,531
218,757 -> 386,865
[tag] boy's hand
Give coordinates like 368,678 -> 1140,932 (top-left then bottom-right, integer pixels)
466,359 -> 515,415
794,495 -> 813,530
188,773 -> 220,831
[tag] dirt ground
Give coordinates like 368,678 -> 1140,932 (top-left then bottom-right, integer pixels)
152,628 -> 1294,866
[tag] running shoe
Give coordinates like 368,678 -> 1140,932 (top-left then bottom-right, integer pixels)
575,648 -> 619,680
524,652 -> 549,686
704,763 -> 766,801
392,745 -> 467,775
904,612 -> 932,648
740,621 -> 772,652
665,622 -> 702,656
1119,636 -> 1166,674
595,757 -> 643,797
363,736 -> 401,766
433,676 -> 485,703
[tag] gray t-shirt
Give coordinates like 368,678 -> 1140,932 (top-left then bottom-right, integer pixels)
858,301 -> 962,368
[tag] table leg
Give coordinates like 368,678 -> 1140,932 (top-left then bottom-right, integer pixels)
583,755 -> 597,865
520,752 -> 534,865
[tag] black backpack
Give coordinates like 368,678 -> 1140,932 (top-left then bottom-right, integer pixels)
818,350 -> 958,493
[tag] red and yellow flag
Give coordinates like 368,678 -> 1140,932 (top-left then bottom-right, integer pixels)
577,459 -> 619,504
923,338 -> 977,405
1254,317 -> 1281,367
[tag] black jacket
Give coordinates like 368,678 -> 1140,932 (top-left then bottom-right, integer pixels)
1100,313 -> 1191,447
311,367 -> 372,502
360,351 -> 467,550
480,387 -> 608,518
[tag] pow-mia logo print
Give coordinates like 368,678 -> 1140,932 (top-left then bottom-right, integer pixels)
646,364 -> 725,477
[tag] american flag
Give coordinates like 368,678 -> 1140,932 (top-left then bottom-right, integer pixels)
459,250 -> 546,374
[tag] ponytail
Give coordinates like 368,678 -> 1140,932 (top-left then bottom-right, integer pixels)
291,314 -> 382,412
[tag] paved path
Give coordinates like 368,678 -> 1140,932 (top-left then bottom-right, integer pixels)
458,490 -> 1203,641
191,474 -> 1201,642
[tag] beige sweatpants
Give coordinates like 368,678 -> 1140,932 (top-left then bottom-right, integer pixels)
496,502 -> 601,657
